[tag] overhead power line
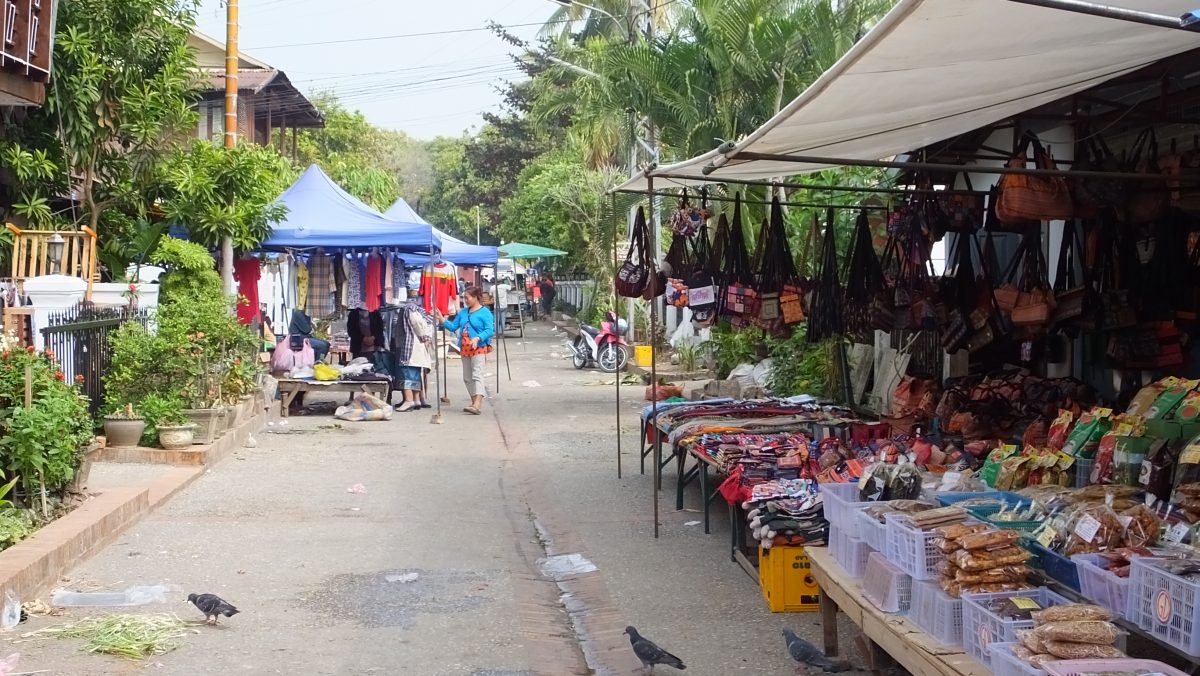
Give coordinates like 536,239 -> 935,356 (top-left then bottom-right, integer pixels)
247,19 -> 565,50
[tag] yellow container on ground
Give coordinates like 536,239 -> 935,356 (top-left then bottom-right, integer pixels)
759,545 -> 820,613
634,345 -> 654,368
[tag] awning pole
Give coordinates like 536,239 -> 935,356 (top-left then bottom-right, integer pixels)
613,192 -> 623,480
648,176 -> 660,540
1007,0 -> 1200,31
724,151 -> 1200,182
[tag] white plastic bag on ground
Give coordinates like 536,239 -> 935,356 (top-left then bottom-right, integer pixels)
335,392 -> 394,422
751,359 -> 773,390
729,364 -> 756,391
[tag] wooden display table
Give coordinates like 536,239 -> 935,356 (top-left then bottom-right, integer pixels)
807,548 -> 987,676
277,378 -> 389,417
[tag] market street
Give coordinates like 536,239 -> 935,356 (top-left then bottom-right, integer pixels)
8,324 -> 866,676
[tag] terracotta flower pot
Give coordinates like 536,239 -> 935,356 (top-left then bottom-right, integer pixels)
104,417 -> 145,448
157,424 -> 195,450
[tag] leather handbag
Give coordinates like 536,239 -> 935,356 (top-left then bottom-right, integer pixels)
616,207 -> 652,298
1127,128 -> 1169,225
997,132 -> 1074,223
1072,127 -> 1127,213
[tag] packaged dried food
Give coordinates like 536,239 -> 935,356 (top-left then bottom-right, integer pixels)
1140,438 -> 1175,504
1145,378 -> 1200,420
1048,409 -> 1074,450
1041,640 -> 1124,660
1033,620 -> 1120,644
957,529 -> 1021,551
952,546 -> 1031,572
1009,644 -> 1036,661
1073,485 -> 1143,501
1062,407 -> 1113,459
1026,653 -> 1059,668
961,581 -> 1035,595
996,454 -> 1030,491
935,537 -> 959,554
940,579 -> 963,599
1121,504 -> 1162,549
1127,379 -> 1170,417
1174,435 -> 1200,499
981,445 -> 1019,487
934,522 -> 989,541
1017,628 -> 1046,654
955,565 -> 1030,584
906,506 -> 968,530
1064,504 -> 1124,556
1031,603 -> 1113,624
935,560 -> 959,577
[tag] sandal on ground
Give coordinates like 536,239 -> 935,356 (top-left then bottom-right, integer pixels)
463,406 -> 481,415
397,402 -> 416,412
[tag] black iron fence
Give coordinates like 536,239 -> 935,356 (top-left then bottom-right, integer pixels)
41,306 -> 151,415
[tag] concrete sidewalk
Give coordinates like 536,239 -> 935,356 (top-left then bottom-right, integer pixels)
8,321 -> 867,676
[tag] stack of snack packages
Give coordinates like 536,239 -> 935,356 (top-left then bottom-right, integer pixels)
932,524 -> 1034,599
1009,603 -> 1125,668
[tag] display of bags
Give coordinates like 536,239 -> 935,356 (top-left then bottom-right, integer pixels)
753,197 -> 801,332
996,132 -> 1074,224
806,208 -> 845,343
1072,126 -> 1126,214
663,230 -> 693,308
843,209 -> 886,339
271,337 -> 315,372
616,207 -> 653,298
1051,219 -> 1093,329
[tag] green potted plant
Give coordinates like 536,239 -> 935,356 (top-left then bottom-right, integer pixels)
104,403 -> 145,448
137,392 -> 193,450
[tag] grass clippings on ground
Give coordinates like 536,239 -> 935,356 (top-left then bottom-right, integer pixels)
29,613 -> 193,659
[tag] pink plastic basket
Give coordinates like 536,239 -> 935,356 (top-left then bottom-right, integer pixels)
1043,659 -> 1188,676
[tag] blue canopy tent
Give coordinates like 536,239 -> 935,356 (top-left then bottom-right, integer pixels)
384,199 -> 497,266
261,165 -> 443,251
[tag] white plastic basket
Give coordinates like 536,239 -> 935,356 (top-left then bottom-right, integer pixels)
884,512 -> 943,580
1127,556 -> 1200,656
863,551 -> 912,613
1071,553 -> 1132,620
1044,659 -> 1189,676
962,588 -> 1069,668
857,508 -> 887,552
832,529 -> 870,578
989,643 -> 1048,676
819,482 -> 868,539
910,580 -> 962,647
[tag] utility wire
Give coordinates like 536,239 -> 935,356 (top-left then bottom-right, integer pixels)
247,19 -> 568,50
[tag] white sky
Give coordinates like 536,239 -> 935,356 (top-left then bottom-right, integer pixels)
195,0 -> 556,140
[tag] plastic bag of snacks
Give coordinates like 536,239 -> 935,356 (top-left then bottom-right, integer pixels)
1061,407 -> 1113,458
1047,409 -> 1075,450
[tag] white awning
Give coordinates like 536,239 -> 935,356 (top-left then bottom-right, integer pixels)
617,0 -> 1200,193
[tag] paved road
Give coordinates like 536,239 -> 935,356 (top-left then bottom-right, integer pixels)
10,322 -> 866,675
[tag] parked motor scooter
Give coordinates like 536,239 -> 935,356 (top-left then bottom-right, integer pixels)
564,311 -> 629,373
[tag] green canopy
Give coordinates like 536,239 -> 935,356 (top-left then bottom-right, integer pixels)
498,242 -> 568,259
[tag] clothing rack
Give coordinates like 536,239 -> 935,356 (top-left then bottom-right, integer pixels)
641,173 -> 991,197
644,191 -> 892,210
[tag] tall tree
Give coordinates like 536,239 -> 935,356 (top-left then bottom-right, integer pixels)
2,0 -> 201,236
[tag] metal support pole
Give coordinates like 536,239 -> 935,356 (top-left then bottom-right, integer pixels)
221,0 -> 239,295
648,177 -> 660,540
613,193 -> 623,480
1007,0 -> 1200,31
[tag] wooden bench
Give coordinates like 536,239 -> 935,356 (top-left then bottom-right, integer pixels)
276,378 -> 390,417
807,547 -> 987,676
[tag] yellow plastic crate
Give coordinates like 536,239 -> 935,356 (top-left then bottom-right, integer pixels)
759,545 -> 821,613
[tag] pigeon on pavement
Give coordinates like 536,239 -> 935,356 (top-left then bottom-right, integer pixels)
783,628 -> 850,673
188,593 -> 239,625
624,626 -> 686,673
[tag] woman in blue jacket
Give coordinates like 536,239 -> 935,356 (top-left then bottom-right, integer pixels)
437,286 -> 494,415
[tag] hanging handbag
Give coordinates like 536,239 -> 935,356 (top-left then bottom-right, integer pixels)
1072,126 -> 1126,213
1050,219 -> 1092,328
806,208 -> 845,343
686,222 -> 718,325
616,207 -> 652,298
663,231 -> 692,308
843,208 -> 887,340
996,132 -> 1074,223
754,197 -> 801,331
1126,128 -> 1169,225
721,196 -> 759,322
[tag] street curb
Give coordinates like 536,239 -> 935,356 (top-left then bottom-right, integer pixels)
0,486 -> 149,606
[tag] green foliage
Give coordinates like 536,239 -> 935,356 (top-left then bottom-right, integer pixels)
0,508 -> 34,550
1,0 -> 201,240
158,140 -> 294,252
0,346 -> 92,500
108,247 -> 259,411
135,392 -> 187,447
765,326 -> 837,398
710,324 -> 767,377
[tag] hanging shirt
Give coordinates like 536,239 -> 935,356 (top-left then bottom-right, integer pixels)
346,254 -> 365,310
296,258 -> 309,311
420,261 -> 459,315
306,254 -> 336,319
365,254 -> 383,312
383,256 -> 395,304
233,257 -> 261,326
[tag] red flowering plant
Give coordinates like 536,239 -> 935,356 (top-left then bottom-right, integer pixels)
0,336 -> 92,500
